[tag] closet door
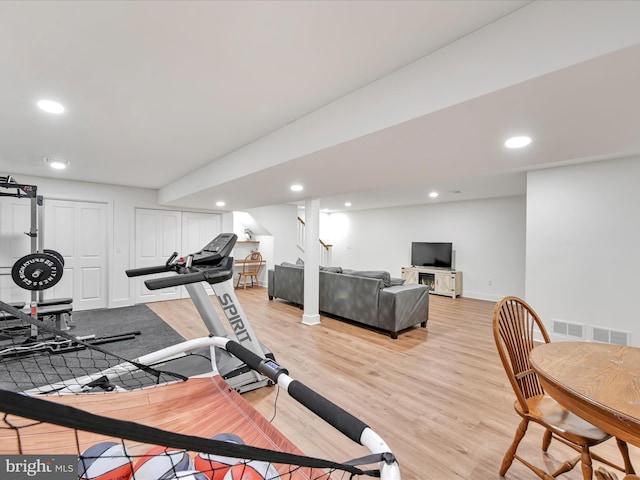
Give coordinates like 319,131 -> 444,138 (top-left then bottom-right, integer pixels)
44,199 -> 109,311
181,212 -> 221,296
134,209 -> 182,304
134,209 -> 222,304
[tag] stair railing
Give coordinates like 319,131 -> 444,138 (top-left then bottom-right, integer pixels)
297,217 -> 332,266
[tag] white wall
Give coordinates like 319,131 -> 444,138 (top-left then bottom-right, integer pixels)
320,196 -> 526,301
526,156 -> 640,345
246,204 -> 299,266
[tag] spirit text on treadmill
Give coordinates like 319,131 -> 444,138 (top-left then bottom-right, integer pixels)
219,293 -> 251,343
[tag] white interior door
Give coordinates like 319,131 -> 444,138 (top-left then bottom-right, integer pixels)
43,199 -> 109,311
181,212 -> 221,296
134,208 -> 182,303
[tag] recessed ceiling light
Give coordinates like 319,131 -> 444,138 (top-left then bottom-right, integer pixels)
504,136 -> 532,149
429,191 -> 439,198
215,201 -> 225,207
344,202 -> 351,207
290,184 -> 303,192
44,157 -> 69,169
37,100 -> 65,114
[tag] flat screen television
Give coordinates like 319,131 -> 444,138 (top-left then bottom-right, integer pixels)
411,242 -> 453,269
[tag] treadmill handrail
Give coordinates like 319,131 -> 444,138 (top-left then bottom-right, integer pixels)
125,265 -> 174,277
144,271 -> 206,290
143,257 -> 235,290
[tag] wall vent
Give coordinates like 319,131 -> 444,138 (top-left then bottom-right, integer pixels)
592,327 -> 630,346
552,319 -> 585,339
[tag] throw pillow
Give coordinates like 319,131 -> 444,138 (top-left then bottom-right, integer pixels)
280,261 -> 302,268
320,266 -> 343,273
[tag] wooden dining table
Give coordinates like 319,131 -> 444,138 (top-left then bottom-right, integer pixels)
530,342 -> 640,447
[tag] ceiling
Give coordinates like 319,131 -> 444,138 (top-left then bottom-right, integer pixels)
1,1 -> 639,213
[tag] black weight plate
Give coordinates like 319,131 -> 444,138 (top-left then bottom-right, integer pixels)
43,249 -> 65,267
11,253 -> 64,291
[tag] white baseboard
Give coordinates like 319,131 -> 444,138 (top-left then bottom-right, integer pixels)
302,313 -> 321,325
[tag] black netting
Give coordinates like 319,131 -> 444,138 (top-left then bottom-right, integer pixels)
0,301 -> 186,393
0,389 -> 369,479
0,301 -> 393,479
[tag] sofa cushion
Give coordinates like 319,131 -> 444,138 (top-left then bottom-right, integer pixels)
281,262 -> 341,273
390,277 -> 406,286
342,269 -> 391,288
319,270 -> 381,327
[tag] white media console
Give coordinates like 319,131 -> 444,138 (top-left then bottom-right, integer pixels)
401,266 -> 462,298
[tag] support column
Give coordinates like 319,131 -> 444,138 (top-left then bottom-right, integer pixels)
302,198 -> 321,325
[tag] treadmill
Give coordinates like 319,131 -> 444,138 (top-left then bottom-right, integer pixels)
126,233 -> 273,393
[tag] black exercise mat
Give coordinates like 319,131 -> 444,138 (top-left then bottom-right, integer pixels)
70,303 -> 185,360
0,303 -> 188,392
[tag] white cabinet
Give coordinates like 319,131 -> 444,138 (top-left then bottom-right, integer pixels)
401,267 -> 462,298
402,268 -> 419,285
434,271 -> 460,297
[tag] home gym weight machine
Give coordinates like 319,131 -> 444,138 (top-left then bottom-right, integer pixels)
125,232 -> 273,393
0,175 -> 70,327
0,175 -> 140,357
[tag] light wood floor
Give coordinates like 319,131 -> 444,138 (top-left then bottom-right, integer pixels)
150,288 -> 640,480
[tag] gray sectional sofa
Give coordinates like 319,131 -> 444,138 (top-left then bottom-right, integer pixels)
267,263 -> 429,339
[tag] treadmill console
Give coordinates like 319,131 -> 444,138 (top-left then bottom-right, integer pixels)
192,233 -> 237,265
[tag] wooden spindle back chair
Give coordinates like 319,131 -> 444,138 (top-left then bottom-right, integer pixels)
236,251 -> 263,289
493,296 -> 634,480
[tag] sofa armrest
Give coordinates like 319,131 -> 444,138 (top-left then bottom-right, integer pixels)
267,269 -> 275,299
379,284 -> 429,338
272,264 -> 304,305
